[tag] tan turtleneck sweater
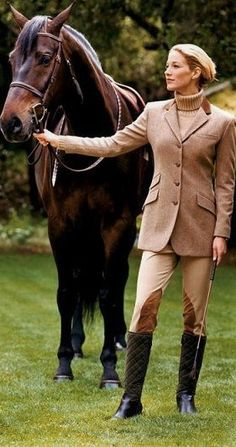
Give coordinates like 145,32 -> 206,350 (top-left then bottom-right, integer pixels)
175,89 -> 203,138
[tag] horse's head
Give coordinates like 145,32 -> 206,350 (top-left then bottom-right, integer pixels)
0,3 -> 75,143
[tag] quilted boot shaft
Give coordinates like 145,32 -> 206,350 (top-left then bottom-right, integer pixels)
177,332 -> 206,397
124,331 -> 153,400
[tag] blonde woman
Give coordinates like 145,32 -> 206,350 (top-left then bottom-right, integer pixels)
35,44 -> 236,418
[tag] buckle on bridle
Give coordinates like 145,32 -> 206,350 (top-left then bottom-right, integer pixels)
31,103 -> 47,133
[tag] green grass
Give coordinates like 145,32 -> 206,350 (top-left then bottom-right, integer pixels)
0,251 -> 235,447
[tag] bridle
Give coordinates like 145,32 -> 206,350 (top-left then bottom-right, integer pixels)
9,27 -> 122,181
11,32 -> 63,105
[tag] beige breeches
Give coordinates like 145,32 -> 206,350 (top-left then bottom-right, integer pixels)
130,249 -> 213,336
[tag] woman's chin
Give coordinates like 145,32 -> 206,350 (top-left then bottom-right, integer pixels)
166,85 -> 175,91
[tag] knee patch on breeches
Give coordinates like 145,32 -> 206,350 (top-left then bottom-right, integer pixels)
183,289 -> 206,336
136,289 -> 162,332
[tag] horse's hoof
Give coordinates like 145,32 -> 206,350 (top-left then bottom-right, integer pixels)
53,373 -> 74,382
53,358 -> 74,381
99,379 -> 122,389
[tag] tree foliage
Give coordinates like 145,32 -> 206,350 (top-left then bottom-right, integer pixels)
0,0 -> 235,102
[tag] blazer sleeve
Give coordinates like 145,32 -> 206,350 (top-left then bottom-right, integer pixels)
214,117 -> 236,238
57,105 -> 149,157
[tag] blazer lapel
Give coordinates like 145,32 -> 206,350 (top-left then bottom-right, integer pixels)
164,97 -> 212,143
164,101 -> 182,143
182,97 -> 212,142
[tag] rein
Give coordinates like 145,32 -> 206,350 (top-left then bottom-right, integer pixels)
10,28 -> 122,180
49,80 -> 122,184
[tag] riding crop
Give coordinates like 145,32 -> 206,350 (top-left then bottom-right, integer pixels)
190,259 -> 217,379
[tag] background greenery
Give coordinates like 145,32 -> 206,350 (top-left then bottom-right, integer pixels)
0,252 -> 235,446
0,0 -> 236,101
0,4 -> 235,445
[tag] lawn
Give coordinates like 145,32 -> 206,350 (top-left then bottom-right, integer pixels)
0,251 -> 235,447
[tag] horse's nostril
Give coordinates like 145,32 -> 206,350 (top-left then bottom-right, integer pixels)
8,116 -> 23,135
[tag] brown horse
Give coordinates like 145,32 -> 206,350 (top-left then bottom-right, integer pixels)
0,4 -> 151,387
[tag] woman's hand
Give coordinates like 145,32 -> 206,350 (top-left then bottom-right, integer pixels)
33,129 -> 59,148
212,236 -> 227,265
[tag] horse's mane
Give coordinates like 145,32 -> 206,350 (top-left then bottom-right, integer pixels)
64,25 -> 102,70
16,16 -> 102,71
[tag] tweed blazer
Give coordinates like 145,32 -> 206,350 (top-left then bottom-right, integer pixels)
57,98 -> 236,256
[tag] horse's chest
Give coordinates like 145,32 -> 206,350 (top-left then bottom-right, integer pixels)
52,185 -> 116,219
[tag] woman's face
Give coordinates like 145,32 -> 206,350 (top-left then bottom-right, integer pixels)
165,49 -> 200,95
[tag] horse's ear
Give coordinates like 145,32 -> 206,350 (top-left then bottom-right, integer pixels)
47,2 -> 76,36
9,4 -> 28,29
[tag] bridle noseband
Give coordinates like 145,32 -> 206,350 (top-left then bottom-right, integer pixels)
10,82 -> 44,99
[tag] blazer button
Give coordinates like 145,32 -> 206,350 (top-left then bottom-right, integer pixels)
175,162 -> 181,167
174,181 -> 180,186
172,200 -> 178,205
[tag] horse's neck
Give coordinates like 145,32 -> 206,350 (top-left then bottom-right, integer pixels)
61,33 -> 117,136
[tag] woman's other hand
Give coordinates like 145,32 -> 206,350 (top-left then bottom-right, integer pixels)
212,236 -> 227,265
33,129 -> 59,148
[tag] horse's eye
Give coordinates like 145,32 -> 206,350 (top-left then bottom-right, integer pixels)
39,54 -> 52,66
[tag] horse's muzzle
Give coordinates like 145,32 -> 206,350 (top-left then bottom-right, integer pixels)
0,112 -> 33,143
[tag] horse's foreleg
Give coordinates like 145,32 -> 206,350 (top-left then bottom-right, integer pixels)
99,288 -> 122,389
71,298 -> 85,358
99,218 -> 136,389
54,284 -> 78,381
49,219 -> 86,381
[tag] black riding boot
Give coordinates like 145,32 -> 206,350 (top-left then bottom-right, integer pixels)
177,332 -> 206,414
113,332 -> 152,419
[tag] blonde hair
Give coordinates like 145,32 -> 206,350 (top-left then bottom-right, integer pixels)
170,44 -> 216,87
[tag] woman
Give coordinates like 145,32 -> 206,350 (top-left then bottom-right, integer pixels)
34,44 -> 236,418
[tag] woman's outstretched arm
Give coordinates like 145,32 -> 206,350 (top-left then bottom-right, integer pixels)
34,105 -> 149,158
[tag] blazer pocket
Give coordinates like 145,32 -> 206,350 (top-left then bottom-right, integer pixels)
197,193 -> 216,215
195,133 -> 218,140
149,172 -> 161,189
143,188 -> 159,208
